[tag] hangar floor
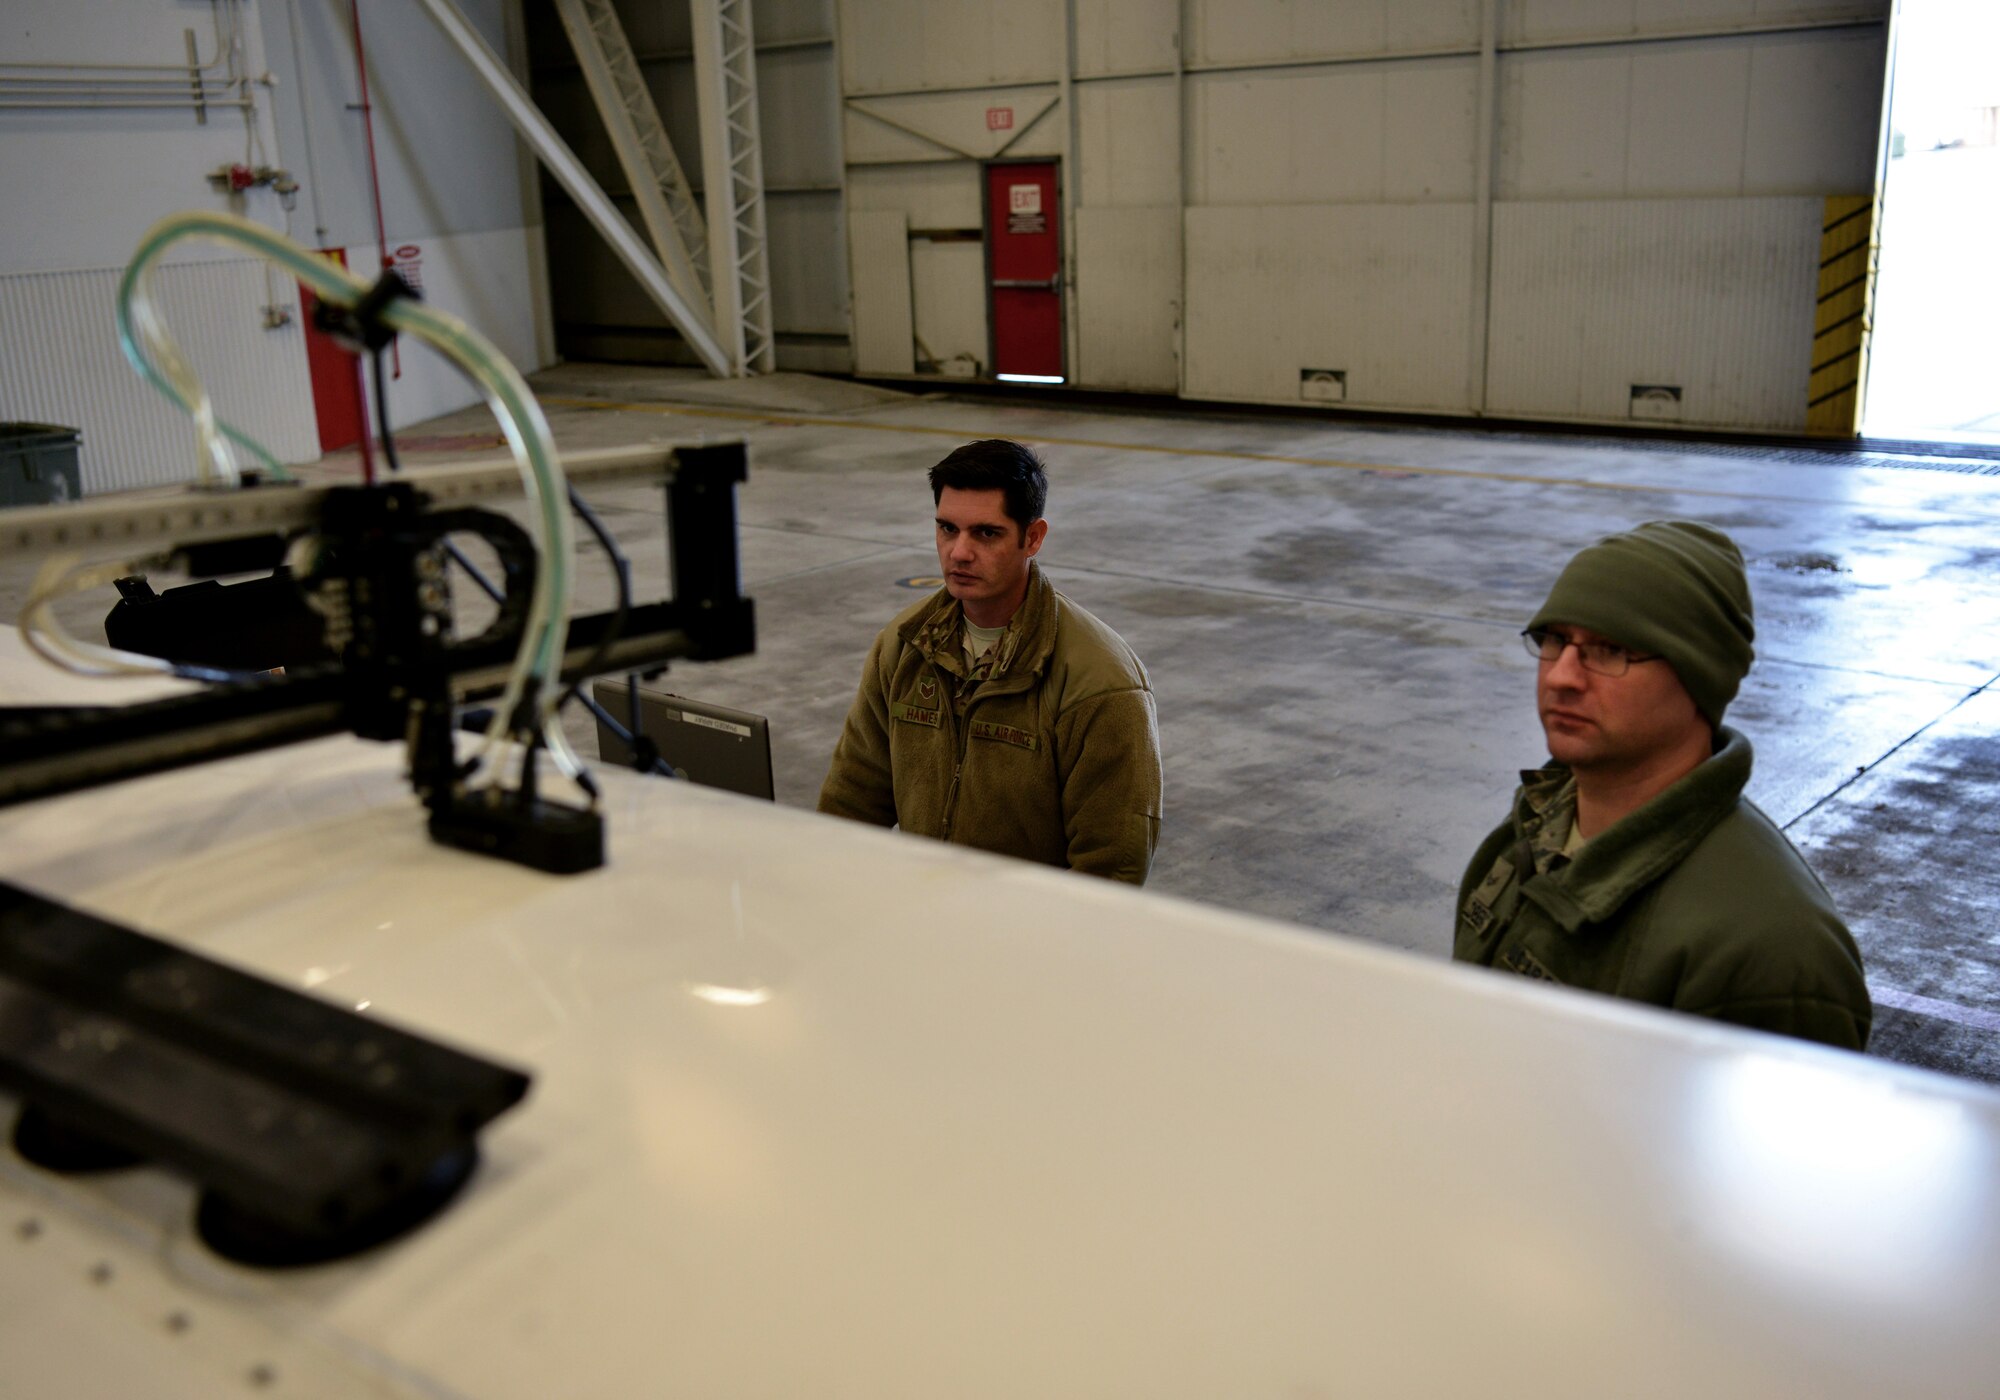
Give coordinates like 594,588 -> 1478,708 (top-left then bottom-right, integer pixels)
13,364 -> 2000,1086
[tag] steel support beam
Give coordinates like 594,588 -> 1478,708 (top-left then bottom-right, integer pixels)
551,0 -> 713,326
691,0 -> 776,375
414,0 -> 731,376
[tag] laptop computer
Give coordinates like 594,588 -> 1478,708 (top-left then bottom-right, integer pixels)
591,679 -> 775,801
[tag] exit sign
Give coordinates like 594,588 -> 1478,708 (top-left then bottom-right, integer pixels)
986,106 -> 1014,131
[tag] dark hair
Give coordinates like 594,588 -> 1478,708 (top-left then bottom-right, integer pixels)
928,439 -> 1048,532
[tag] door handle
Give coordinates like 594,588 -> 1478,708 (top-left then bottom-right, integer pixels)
991,275 -> 1061,291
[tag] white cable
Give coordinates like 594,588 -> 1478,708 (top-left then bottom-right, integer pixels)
18,553 -> 179,678
125,268 -> 241,487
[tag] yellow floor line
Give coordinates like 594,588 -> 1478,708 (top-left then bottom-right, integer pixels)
540,395 -> 1854,506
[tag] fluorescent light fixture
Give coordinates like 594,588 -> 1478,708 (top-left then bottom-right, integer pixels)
995,373 -> 1065,384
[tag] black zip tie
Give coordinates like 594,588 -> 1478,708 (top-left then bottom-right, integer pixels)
312,269 -> 418,354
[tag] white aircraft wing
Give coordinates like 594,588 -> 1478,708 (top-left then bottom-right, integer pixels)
1,635 -> 1995,1398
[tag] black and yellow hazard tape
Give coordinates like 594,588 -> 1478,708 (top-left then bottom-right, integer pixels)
1806,194 -> 1876,438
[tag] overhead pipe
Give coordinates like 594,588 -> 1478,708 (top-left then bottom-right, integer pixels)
0,97 -> 250,112
0,75 -> 240,90
282,0 -> 331,246
0,4 -> 231,75
0,2 -> 248,114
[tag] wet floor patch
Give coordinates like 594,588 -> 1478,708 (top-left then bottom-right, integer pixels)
1765,552 -> 1847,574
1789,694 -> 2000,1085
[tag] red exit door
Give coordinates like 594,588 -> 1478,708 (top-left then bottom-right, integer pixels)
299,248 -> 366,453
986,162 -> 1064,381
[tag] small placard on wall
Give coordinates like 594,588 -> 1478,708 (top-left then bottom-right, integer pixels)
1300,369 -> 1347,403
1630,384 -> 1683,420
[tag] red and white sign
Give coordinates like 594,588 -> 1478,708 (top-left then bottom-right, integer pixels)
390,242 -> 425,295
1009,184 -> 1041,215
986,106 -> 1014,131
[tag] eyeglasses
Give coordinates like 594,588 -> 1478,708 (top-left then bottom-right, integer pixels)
1519,627 -> 1663,678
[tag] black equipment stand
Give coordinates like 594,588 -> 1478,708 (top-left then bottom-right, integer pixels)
0,444 -> 755,875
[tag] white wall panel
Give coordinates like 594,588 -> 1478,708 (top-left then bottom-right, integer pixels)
1075,0 -> 1180,77
1190,60 -> 1478,204
270,0 -> 535,248
1183,205 -> 1476,411
1741,29 -> 1888,193
844,87 -> 1063,166
748,0 -> 837,45
758,46 -> 847,190
1076,207 -> 1180,391
1499,29 -> 1886,198
1189,0 -> 1479,67
848,210 -> 915,374
910,241 -> 989,371
1077,79 -> 1180,207
837,0 -> 1061,94
847,165 -> 984,226
765,195 -> 851,336
1503,0 -> 1887,45
0,260 -> 316,494
1500,49 -> 1632,199
844,171 -> 988,368
1626,43 -> 1755,194
0,4 -> 286,276
1485,197 -> 1820,429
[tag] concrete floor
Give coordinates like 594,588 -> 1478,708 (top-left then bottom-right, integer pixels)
12,364 -> 2000,1085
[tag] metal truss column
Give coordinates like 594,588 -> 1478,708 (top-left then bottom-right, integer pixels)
691,0 -> 776,375
551,0 -> 714,331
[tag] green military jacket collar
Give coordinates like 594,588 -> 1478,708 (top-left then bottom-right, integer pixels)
1456,727 -> 1872,1050
1513,729 -> 1752,935
897,562 -> 1061,696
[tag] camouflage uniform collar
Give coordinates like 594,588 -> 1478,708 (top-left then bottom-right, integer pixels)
900,563 -> 1058,683
1511,769 -> 1581,879
1516,726 -> 1754,933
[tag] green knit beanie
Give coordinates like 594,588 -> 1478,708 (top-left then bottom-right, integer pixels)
1528,521 -> 1755,727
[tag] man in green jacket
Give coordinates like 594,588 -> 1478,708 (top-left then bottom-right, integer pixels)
817,440 -> 1162,883
1455,521 -> 1872,1050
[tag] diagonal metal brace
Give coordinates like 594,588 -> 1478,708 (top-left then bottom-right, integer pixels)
552,0 -> 714,327
413,0 -> 729,376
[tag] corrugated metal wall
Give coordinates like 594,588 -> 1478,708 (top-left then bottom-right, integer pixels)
1487,197 -> 1823,427
0,260 -> 317,495
828,0 -> 1892,434
1184,206 -> 1477,411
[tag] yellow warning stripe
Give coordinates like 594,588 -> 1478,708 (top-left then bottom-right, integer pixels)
541,397 -> 1871,507
1806,194 -> 1876,436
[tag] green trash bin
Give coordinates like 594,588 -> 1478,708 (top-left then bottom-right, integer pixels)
0,422 -> 83,507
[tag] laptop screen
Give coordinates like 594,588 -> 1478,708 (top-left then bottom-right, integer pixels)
592,680 -> 775,801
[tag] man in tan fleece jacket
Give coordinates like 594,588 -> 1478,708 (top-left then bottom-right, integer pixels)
817,439 -> 1162,883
